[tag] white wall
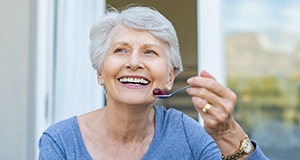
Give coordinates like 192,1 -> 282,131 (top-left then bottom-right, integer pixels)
0,0 -> 36,159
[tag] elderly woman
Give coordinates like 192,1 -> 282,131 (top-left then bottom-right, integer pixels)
38,6 -> 267,160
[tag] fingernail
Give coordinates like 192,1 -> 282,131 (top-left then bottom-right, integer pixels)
187,78 -> 191,84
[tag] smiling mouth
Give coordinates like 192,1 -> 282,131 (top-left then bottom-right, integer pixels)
118,77 -> 150,85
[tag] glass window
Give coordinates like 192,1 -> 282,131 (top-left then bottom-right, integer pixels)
222,1 -> 300,159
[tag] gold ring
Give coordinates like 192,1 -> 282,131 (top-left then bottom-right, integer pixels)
202,103 -> 212,113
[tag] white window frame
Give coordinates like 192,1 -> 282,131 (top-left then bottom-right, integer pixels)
34,0 -> 55,159
197,0 -> 224,124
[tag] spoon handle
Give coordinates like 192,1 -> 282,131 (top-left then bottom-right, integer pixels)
170,85 -> 190,96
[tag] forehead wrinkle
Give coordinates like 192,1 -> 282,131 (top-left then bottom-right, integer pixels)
141,43 -> 164,50
111,41 -> 131,48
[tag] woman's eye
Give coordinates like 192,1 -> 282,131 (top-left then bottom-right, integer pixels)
114,48 -> 127,53
145,50 -> 157,55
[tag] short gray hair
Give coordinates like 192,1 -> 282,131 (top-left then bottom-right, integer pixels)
89,6 -> 183,76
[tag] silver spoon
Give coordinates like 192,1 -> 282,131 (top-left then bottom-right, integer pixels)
153,85 -> 190,99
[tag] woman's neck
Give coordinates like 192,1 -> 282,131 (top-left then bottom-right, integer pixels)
77,104 -> 156,159
102,103 -> 155,144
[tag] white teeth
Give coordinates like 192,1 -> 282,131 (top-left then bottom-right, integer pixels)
119,77 -> 149,84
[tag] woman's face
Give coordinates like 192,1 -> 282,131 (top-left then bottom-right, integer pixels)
98,24 -> 176,106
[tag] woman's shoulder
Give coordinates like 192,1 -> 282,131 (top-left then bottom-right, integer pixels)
39,116 -> 82,147
38,116 -> 91,159
151,106 -> 219,159
43,116 -> 78,136
154,106 -> 212,140
154,105 -> 182,116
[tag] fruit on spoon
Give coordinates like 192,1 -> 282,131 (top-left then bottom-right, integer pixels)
152,88 -> 169,95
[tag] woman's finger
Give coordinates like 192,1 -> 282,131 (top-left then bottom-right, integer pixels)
200,70 -> 216,80
187,87 -> 223,106
187,76 -> 236,101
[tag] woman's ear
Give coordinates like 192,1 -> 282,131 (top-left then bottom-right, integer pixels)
165,68 -> 177,90
97,70 -> 104,85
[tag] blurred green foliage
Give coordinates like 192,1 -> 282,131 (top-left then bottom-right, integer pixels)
227,74 -> 300,134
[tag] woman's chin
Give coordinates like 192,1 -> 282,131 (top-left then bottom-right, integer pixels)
120,97 -> 154,107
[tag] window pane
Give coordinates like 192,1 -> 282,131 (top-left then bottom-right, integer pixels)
222,0 -> 300,159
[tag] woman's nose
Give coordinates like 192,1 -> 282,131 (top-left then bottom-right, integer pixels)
126,52 -> 144,70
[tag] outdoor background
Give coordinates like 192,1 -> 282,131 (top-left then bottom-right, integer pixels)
223,0 -> 300,159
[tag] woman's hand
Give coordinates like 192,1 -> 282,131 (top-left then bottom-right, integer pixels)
186,70 -> 248,155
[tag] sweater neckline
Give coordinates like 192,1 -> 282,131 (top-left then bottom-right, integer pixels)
74,105 -> 162,159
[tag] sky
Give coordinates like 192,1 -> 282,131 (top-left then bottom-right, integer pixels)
222,0 -> 300,35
